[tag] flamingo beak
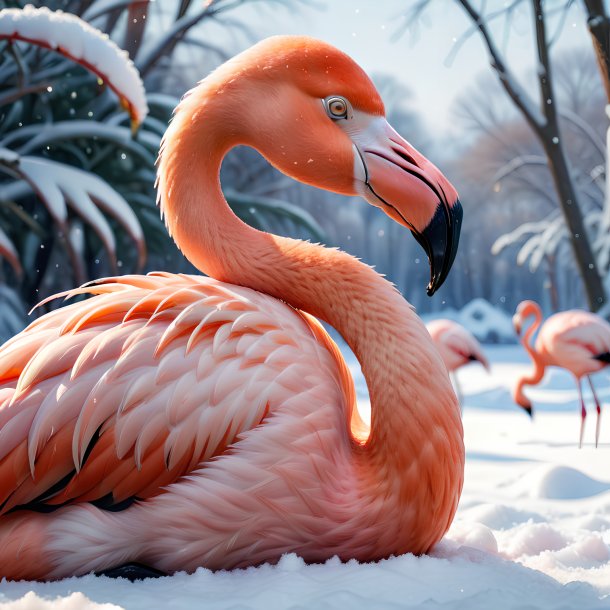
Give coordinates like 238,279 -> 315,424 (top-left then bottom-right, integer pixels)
415,201 -> 463,296
513,314 -> 522,336
353,118 -> 462,295
521,404 -> 533,419
468,354 -> 490,372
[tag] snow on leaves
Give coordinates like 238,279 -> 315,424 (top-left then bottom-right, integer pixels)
0,147 -> 145,272
0,4 -> 148,127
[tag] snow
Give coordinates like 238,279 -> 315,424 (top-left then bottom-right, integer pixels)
0,5 -> 147,125
0,151 -> 145,267
423,299 -> 516,344
1,346 -> 610,609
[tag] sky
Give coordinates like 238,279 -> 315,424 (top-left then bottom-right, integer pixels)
231,0 -> 597,138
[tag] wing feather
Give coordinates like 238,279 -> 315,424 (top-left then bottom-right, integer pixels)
71,321 -> 140,380
73,372 -> 137,468
0,273 -> 347,514
28,366 -> 106,473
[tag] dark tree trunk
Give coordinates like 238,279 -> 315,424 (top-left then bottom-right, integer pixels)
541,129 -> 607,310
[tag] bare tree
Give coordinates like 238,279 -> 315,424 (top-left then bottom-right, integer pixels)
451,49 -> 606,312
405,0 -> 607,311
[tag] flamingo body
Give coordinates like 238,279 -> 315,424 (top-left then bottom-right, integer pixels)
534,310 -> 610,378
513,300 -> 610,446
0,35 -> 465,579
0,274 -> 377,578
426,319 -> 489,373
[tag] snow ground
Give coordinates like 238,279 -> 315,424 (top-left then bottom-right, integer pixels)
1,346 -> 610,609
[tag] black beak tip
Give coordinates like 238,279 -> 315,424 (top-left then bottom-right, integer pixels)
422,199 -> 462,296
523,405 -> 533,419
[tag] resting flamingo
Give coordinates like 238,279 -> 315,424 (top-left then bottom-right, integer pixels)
0,36 -> 464,580
426,319 -> 489,407
513,300 -> 610,448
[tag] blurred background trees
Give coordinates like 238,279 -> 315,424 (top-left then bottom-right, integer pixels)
0,0 -> 608,341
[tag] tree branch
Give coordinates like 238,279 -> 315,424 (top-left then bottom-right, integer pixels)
493,154 -> 548,183
532,0 -> 557,130
457,0 -> 545,134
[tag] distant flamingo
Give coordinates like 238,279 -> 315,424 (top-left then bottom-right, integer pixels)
426,319 -> 489,406
513,300 -> 610,447
0,36 -> 464,580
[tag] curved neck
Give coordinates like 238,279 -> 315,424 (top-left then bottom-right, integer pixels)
516,307 -> 545,403
158,83 -> 464,552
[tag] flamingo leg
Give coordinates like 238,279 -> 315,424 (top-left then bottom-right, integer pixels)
587,376 -> 602,448
578,378 -> 587,449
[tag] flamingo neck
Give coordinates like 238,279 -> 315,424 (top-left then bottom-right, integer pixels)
158,85 -> 464,553
516,308 -> 545,403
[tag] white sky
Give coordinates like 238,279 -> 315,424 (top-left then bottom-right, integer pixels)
235,0 -> 596,137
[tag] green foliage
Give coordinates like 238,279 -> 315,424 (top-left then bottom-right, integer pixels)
0,0 -> 324,316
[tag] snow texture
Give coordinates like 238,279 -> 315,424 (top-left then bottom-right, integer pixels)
0,5 -> 147,124
1,347 -> 610,609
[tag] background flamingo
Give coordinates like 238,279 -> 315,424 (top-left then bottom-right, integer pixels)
0,36 -> 464,580
426,319 -> 489,407
513,300 -> 610,447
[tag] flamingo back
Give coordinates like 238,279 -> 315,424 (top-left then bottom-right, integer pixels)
426,319 -> 488,373
0,273 -> 355,515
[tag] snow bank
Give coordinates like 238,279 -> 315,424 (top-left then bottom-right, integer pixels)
0,5 -> 147,125
1,549 -> 608,610
0,592 -> 120,609
424,299 -> 516,344
510,465 -> 610,500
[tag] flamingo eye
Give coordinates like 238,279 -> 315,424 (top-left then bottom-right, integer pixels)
324,96 -> 349,120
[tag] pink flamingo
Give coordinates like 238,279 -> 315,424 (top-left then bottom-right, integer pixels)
0,36 -> 464,580
426,319 -> 489,406
513,300 -> 610,448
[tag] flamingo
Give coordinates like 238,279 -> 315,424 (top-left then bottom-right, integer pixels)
426,319 -> 489,407
0,36 -> 464,580
512,300 -> 610,448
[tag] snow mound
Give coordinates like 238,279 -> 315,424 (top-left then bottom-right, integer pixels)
520,466 -> 610,500
500,523 -> 568,558
446,521 -> 499,554
459,299 -> 516,344
573,514 -> 610,532
552,536 -> 610,568
459,503 -> 545,530
0,592 -> 121,609
0,5 -> 148,124
424,299 -> 516,344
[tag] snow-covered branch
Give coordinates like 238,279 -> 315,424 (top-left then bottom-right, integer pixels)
0,148 -> 145,271
493,155 -> 548,184
0,5 -> 148,127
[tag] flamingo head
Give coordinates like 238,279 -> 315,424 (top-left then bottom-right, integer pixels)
224,36 -> 462,295
513,300 -> 540,337
468,352 -> 490,372
513,388 -> 534,418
